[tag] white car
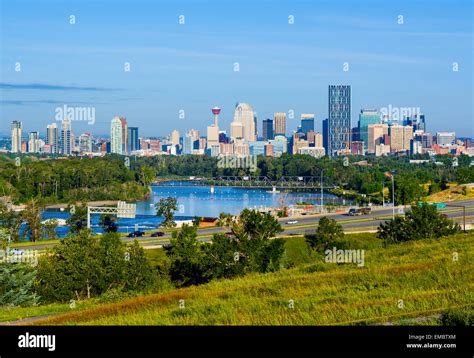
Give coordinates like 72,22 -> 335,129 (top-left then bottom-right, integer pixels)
286,220 -> 298,225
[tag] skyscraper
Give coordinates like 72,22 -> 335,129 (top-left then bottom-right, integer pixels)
274,112 -> 286,136
127,127 -> 139,152
327,85 -> 351,156
300,114 -> 315,136
28,132 -> 40,153
120,117 -> 128,154
11,121 -> 22,153
110,116 -> 123,154
358,109 -> 380,153
46,123 -> 59,154
61,119 -> 72,155
230,103 -> 256,142
262,118 -> 274,141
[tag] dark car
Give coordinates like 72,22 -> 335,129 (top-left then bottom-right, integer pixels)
127,231 -> 145,238
151,231 -> 165,237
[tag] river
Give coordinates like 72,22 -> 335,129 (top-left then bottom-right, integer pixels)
39,181 -> 348,238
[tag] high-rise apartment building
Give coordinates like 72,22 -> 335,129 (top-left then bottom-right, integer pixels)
28,132 -> 40,153
110,116 -> 123,154
274,112 -> 286,137
61,119 -> 72,155
46,123 -> 59,154
11,121 -> 22,153
79,133 -> 92,153
327,85 -> 351,156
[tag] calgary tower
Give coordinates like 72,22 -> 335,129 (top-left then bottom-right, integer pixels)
211,106 -> 221,126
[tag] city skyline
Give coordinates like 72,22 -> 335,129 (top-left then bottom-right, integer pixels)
0,0 -> 472,137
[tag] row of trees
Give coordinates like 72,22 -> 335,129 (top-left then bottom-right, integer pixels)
2,153 -> 472,206
304,202 -> 461,254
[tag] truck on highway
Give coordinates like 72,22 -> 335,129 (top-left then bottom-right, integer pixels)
348,207 -> 372,216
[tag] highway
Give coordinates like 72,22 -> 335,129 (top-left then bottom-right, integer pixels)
14,199 -> 474,251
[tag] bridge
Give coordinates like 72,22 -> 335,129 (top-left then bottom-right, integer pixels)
155,176 -> 338,189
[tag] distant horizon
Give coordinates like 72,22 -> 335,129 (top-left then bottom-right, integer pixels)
1,0 -> 472,137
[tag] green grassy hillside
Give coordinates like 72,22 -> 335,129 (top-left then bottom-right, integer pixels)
33,232 -> 473,325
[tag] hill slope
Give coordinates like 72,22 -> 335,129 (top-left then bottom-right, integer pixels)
35,233 -> 473,325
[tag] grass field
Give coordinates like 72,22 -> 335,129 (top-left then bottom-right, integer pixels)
28,231 -> 473,326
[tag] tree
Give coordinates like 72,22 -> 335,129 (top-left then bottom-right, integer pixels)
125,240 -> 155,291
202,233 -> 245,279
22,199 -> 43,242
217,212 -> 233,227
66,202 -> 88,234
42,219 -> 58,240
231,209 -> 284,273
164,224 -> 207,287
377,203 -> 460,246
0,263 -> 40,307
100,214 -> 118,233
305,216 -> 344,252
0,203 -> 22,243
156,197 -> 178,228
390,176 -> 424,205
36,230 -> 156,302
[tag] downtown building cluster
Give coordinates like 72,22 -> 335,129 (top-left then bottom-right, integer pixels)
7,85 -> 473,158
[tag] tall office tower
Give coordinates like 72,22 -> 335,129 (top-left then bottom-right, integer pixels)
230,103 -> 256,141
61,119 -> 72,155
262,118 -> 274,141
274,112 -> 286,136
119,117 -> 128,154
11,121 -> 22,153
127,127 -> 139,152
207,107 -> 221,149
367,123 -> 389,153
183,131 -> 193,155
300,114 -> 315,136
253,114 -> 258,139
313,132 -> 323,148
390,125 -> 413,152
436,132 -> 456,146
189,129 -> 200,149
28,132 -> 40,153
46,123 -> 59,154
79,133 -> 93,153
110,116 -> 123,154
327,85 -> 351,156
358,109 -> 380,153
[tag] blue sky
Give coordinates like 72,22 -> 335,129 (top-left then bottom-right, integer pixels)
0,0 -> 472,137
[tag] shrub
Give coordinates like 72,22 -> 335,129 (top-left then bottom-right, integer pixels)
440,307 -> 474,326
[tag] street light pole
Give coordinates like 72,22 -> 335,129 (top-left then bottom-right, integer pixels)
391,175 -> 395,220
320,169 -> 324,213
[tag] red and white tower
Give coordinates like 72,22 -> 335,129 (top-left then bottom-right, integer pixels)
212,107 -> 221,126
